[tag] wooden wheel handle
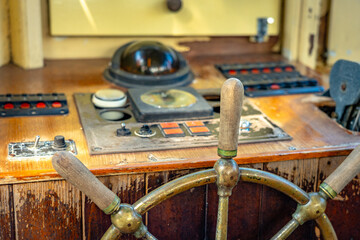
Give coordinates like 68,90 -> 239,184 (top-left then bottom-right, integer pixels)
52,152 -> 119,212
321,145 -> 360,198
218,78 -> 244,158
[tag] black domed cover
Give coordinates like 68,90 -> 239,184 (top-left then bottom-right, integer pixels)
104,41 -> 194,88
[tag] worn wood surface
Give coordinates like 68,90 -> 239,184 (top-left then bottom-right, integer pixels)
261,159 -> 318,239
52,152 -> 117,211
146,169 -> 207,240
0,184 -> 15,239
323,146 -> 360,194
13,180 -> 82,239
1,157 -> 359,239
84,174 -> 145,240
318,156 -> 360,239
218,78 -> 243,154
0,56 -> 359,184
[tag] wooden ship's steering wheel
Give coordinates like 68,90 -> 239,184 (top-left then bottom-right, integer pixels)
52,78 -> 360,240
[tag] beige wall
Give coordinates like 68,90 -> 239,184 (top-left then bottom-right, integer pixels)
0,0 -> 10,67
43,0 -> 281,59
327,0 -> 360,65
49,0 -> 280,36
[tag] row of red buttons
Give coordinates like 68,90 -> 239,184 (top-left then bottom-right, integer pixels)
160,121 -> 211,137
3,102 -> 63,110
228,67 -> 293,75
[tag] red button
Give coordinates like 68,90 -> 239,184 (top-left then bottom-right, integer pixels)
160,122 -> 179,129
262,68 -> 271,73
185,121 -> 205,127
164,128 -> 184,135
36,102 -> 46,108
274,67 -> 282,72
240,70 -> 248,74
20,102 -> 30,109
228,70 -> 237,75
189,126 -> 210,133
51,101 -> 62,108
3,103 -> 14,109
251,69 -> 260,74
285,67 -> 293,72
270,84 -> 281,90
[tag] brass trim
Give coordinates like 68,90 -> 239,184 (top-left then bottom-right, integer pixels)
216,196 -> 229,240
270,218 -> 299,240
217,148 -> 237,158
133,169 -> 217,214
240,168 -> 310,204
315,213 -> 338,240
103,196 -> 121,215
319,182 -> 337,199
101,224 -> 122,240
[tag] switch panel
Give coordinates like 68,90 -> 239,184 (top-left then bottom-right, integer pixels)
8,136 -> 77,160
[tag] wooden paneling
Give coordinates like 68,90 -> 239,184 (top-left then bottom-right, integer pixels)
0,184 -> 15,240
147,169 -> 206,240
84,174 -> 145,240
13,180 -> 82,239
318,156 -> 360,239
3,157 -> 360,239
261,159 -> 318,239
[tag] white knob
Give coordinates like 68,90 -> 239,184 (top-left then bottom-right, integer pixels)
92,89 -> 127,108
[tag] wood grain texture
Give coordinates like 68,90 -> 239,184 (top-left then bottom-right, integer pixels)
261,159 -> 318,239
52,152 -> 117,211
318,156 -> 360,239
323,146 -> 360,194
13,180 -> 82,239
0,184 -> 15,239
84,174 -> 145,240
218,78 -> 243,155
0,57 -> 359,185
146,169 -> 206,240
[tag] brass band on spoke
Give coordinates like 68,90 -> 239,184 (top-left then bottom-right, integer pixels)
319,182 -> 338,199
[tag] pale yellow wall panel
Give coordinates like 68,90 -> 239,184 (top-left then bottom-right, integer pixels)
49,0 -> 280,36
298,0 -> 322,69
9,0 -> 43,69
41,0 -> 209,59
0,0 -> 10,66
281,0 -> 302,61
327,0 -> 360,65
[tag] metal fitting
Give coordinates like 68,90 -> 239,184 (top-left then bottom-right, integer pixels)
111,204 -> 143,234
292,192 -> 327,225
214,158 -> 240,197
